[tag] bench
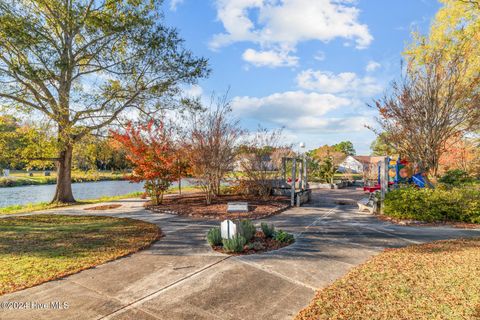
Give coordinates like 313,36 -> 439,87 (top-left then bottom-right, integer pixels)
357,197 -> 374,214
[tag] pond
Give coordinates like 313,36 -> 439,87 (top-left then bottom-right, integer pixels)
0,179 -> 194,208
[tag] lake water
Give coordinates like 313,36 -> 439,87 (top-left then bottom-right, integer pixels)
0,179 -> 194,208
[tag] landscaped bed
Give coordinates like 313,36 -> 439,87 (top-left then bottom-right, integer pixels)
207,220 -> 295,255
296,237 -> 480,320
147,193 -> 290,220
0,215 -> 161,295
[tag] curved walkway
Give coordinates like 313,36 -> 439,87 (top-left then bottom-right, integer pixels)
1,190 -> 479,320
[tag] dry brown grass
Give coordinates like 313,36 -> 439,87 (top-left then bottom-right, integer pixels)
296,238 -> 480,320
0,215 -> 161,295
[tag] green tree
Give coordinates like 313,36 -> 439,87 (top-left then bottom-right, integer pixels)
0,115 -> 21,168
18,124 -> 57,170
0,0 -> 209,203
406,0 -> 479,85
318,157 -> 337,184
370,134 -> 396,156
333,141 -> 356,156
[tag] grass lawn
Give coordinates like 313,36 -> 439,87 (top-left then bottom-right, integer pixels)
0,215 -> 161,295
0,170 -> 126,187
297,238 -> 480,320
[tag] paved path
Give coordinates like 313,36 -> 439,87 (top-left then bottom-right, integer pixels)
1,190 -> 479,320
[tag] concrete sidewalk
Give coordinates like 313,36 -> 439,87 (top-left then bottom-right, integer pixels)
1,190 -> 479,320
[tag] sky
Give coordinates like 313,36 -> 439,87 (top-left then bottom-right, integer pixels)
162,0 -> 441,154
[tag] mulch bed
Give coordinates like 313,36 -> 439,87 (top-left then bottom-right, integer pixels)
379,215 -> 480,229
212,231 -> 293,255
84,204 -> 122,211
146,193 -> 290,220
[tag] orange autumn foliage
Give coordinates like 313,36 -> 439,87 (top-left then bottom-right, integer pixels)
111,121 -> 178,204
439,137 -> 480,176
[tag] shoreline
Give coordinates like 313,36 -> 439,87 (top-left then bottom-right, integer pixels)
0,173 -> 127,188
0,186 -> 202,215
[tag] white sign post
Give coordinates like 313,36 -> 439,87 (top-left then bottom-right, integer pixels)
221,220 -> 239,239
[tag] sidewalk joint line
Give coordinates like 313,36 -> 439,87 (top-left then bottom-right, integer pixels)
96,256 -> 231,320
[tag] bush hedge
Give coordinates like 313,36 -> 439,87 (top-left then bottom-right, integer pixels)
206,227 -> 222,246
384,186 -> 480,223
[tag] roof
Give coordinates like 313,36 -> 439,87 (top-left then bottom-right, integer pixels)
353,155 -> 386,165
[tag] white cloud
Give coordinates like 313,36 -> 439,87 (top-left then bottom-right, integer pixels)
183,84 -> 203,97
231,90 -> 375,133
366,60 -> 381,72
296,69 -> 383,96
286,115 -> 374,133
170,0 -> 184,11
211,0 -> 373,67
242,48 -> 299,67
232,90 -> 355,130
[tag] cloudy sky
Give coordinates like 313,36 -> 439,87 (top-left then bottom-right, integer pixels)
164,0 -> 440,154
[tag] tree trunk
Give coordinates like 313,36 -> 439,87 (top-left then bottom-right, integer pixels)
52,144 -> 75,203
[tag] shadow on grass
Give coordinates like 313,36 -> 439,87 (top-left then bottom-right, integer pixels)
0,214 -> 161,295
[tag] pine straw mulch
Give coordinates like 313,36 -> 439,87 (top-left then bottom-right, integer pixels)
84,204 -> 122,211
146,193 -> 290,220
296,237 -> 480,320
211,231 -> 293,255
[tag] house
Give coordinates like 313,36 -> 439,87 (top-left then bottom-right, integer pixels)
338,155 -> 386,174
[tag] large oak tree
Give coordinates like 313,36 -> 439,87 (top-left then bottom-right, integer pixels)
0,0 -> 209,203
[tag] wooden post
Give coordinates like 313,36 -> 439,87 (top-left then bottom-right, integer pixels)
299,158 -> 303,190
291,158 -> 296,206
282,158 -> 286,182
303,156 -> 308,190
380,157 -> 388,214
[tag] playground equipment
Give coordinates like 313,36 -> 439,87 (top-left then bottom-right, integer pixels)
359,156 -> 428,213
363,157 -> 428,193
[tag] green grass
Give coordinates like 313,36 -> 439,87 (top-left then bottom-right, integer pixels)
0,214 -> 160,295
0,170 -> 126,188
296,238 -> 480,320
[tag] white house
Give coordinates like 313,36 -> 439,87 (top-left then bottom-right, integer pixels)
338,156 -> 364,173
338,155 -> 386,174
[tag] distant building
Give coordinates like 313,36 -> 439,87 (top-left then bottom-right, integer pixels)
338,155 -> 386,174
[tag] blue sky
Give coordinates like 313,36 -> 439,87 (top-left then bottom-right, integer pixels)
163,0 -> 441,154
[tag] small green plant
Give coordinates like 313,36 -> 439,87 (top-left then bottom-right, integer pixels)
438,169 -> 474,186
239,219 -> 256,241
206,227 -> 222,246
261,222 -> 275,238
222,235 -> 246,253
274,230 -> 294,244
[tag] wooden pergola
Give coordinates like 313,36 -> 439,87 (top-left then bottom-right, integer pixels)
281,156 -> 308,206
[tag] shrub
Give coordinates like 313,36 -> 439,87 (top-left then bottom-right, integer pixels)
384,186 -> 480,223
239,219 -> 256,242
247,241 -> 265,251
438,169 -> 475,186
206,227 -> 222,246
261,222 -> 275,238
274,230 -> 295,243
222,235 -> 246,253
